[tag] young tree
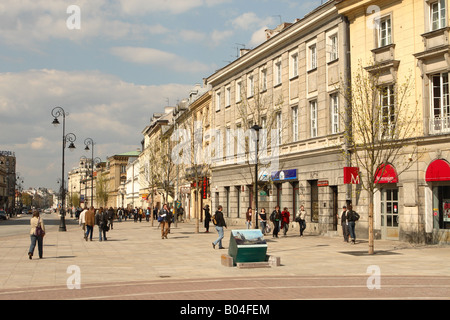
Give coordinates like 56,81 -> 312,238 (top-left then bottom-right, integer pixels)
233,83 -> 284,228
341,62 -> 421,254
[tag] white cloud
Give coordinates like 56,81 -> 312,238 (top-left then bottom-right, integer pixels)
0,69 -> 194,188
117,0 -> 231,15
110,47 -> 212,73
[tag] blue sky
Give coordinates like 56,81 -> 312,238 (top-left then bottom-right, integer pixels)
0,0 -> 323,190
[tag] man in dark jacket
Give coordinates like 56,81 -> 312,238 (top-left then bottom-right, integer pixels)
95,208 -> 108,241
212,205 -> 227,249
346,204 -> 360,244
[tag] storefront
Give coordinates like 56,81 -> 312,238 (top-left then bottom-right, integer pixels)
375,164 -> 399,240
426,159 -> 450,231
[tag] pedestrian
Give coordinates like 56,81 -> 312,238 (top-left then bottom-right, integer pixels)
270,205 -> 281,238
134,207 -> 138,222
95,207 -> 108,241
259,208 -> 267,235
118,207 -> 123,222
212,205 -> 227,249
139,207 -> 143,222
158,204 -> 171,239
281,207 -> 290,236
107,207 -> 114,230
146,207 -> 151,222
296,205 -> 307,237
340,205 -> 349,243
245,207 -> 252,229
79,206 -> 88,238
346,203 -> 360,244
85,206 -> 95,241
28,210 -> 45,259
204,204 -> 211,233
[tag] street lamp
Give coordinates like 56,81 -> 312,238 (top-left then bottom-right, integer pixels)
51,106 -> 76,231
251,124 -> 262,230
84,138 -> 102,208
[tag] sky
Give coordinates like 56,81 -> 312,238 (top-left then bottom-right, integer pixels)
0,0 -> 323,191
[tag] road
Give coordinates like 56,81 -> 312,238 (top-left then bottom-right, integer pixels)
0,213 -> 449,304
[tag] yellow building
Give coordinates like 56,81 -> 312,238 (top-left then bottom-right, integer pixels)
337,0 -> 450,243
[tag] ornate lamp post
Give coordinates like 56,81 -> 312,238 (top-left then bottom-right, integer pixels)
251,124 -> 262,230
84,138 -> 102,207
51,107 -> 76,231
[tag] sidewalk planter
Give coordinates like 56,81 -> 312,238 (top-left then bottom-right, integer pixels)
228,230 -> 268,265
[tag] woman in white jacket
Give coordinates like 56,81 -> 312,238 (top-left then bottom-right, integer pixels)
29,210 -> 45,259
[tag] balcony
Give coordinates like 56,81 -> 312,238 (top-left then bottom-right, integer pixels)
429,116 -> 450,135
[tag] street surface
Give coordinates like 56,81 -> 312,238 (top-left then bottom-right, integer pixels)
0,213 -> 449,303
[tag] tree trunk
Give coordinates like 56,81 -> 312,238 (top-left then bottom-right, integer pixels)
368,193 -> 374,255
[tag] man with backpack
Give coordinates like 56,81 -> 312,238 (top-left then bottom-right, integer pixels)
346,203 -> 360,244
212,205 -> 227,249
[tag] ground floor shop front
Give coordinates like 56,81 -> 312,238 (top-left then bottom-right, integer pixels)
210,150 -> 450,244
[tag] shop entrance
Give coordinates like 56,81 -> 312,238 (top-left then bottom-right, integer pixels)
433,186 -> 450,230
381,188 -> 399,240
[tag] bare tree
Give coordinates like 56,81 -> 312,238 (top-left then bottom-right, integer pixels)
233,83 -> 284,228
341,62 -> 421,254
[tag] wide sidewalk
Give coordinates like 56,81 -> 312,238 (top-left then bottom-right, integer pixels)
0,213 -> 449,290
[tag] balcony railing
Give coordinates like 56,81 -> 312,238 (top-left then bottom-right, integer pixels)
430,116 -> 450,134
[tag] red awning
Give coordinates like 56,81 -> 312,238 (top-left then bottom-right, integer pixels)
426,159 -> 450,182
374,164 -> 398,184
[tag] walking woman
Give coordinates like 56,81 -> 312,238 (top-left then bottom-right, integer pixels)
29,210 -> 45,259
245,207 -> 252,229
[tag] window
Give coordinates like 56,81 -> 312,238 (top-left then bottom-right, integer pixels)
215,91 -> 221,112
310,100 -> 318,138
309,45 -> 317,70
276,112 -> 282,145
236,80 -> 242,103
261,116 -> 267,130
247,75 -> 254,98
290,53 -> 298,78
431,72 -> 450,132
378,16 -> 392,47
261,69 -> 267,92
431,0 -> 446,31
292,106 -> 299,141
226,126 -> 232,157
275,61 -> 282,86
330,94 -> 339,134
225,86 -> 231,107
380,85 -> 395,138
329,34 -> 338,61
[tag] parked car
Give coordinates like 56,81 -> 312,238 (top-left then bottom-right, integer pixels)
44,208 -> 52,214
0,209 -> 7,220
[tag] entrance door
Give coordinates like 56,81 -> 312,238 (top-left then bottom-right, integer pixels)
331,186 -> 338,231
381,188 -> 399,239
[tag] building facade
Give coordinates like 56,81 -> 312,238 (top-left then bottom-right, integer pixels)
337,0 -> 450,243
205,1 -> 351,234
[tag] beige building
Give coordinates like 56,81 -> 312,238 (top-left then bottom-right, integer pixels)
205,1 -> 350,233
337,0 -> 450,243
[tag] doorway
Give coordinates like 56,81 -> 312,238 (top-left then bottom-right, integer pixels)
381,188 -> 399,240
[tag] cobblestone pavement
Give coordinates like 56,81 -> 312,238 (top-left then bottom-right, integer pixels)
0,214 -> 449,301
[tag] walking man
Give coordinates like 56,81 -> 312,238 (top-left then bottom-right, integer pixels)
346,203 -> 360,244
340,205 -> 349,243
85,206 -> 95,241
212,205 -> 227,249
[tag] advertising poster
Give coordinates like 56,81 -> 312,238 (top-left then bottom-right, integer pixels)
443,200 -> 450,222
